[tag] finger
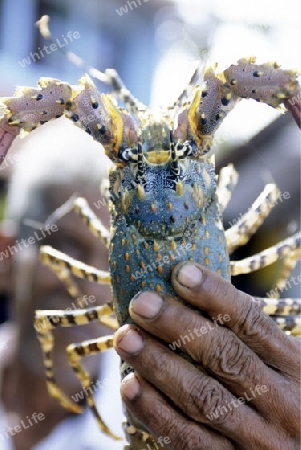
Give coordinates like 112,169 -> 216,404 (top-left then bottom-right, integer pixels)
127,291 -> 283,419
114,325 -> 279,448
121,372 -> 235,450
172,262 -> 299,378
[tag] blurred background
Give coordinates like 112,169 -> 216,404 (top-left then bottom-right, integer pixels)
0,0 -> 300,322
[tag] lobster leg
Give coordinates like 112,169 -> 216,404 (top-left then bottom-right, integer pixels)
273,249 -> 301,293
40,245 -> 111,284
34,304 -> 117,418
271,316 -> 301,335
259,305 -> 301,335
66,336 -> 121,441
43,260 -> 84,301
225,184 -> 279,254
255,297 -> 301,316
230,232 -> 301,275
216,164 -> 239,213
45,195 -> 110,248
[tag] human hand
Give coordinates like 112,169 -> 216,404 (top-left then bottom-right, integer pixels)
113,262 -> 300,450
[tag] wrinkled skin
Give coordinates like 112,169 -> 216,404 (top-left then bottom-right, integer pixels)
114,262 -> 300,450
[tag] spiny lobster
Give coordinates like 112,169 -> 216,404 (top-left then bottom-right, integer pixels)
0,16 -> 300,449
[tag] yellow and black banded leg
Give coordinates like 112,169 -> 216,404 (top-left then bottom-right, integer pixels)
230,232 -> 301,276
256,297 -> 301,316
41,257 -> 83,302
274,248 -> 301,293
254,297 -> 301,335
272,316 -> 301,335
67,336 -> 121,441
45,195 -> 110,248
40,245 -> 111,284
216,164 -> 239,214
226,184 -> 279,254
34,304 -> 117,417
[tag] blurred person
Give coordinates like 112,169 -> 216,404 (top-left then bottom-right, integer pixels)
0,118 -> 125,450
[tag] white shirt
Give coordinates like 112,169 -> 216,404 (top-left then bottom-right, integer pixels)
0,323 -> 127,450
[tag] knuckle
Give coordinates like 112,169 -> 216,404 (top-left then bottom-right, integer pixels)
182,376 -> 229,424
203,269 -> 236,301
150,343 -> 179,383
232,291 -> 271,338
203,331 -> 256,381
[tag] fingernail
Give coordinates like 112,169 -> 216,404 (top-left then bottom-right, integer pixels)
130,291 -> 163,319
117,329 -> 144,354
177,264 -> 203,287
122,373 -> 140,400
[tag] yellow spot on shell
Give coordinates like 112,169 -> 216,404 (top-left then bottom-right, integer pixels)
156,253 -> 162,261
219,254 -> 223,262
130,274 -> 135,281
124,253 -> 130,261
141,281 -> 146,288
157,266 -> 163,274
204,247 -> 209,255
204,257 -> 209,265
155,284 -> 162,292
143,242 -> 149,249
154,241 -> 159,252
122,190 -> 129,214
205,230 -> 210,238
126,265 -> 130,272
150,203 -> 156,212
217,269 -> 222,275
121,239 -> 126,246
138,185 -> 145,200
139,261 -> 145,269
170,240 -> 176,250
176,181 -> 184,196
167,202 -> 173,210
170,253 -> 175,261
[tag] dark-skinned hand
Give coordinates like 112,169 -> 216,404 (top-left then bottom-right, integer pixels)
113,262 -> 300,450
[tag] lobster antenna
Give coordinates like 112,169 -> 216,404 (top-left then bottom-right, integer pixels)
36,16 -> 148,116
165,62 -> 202,117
